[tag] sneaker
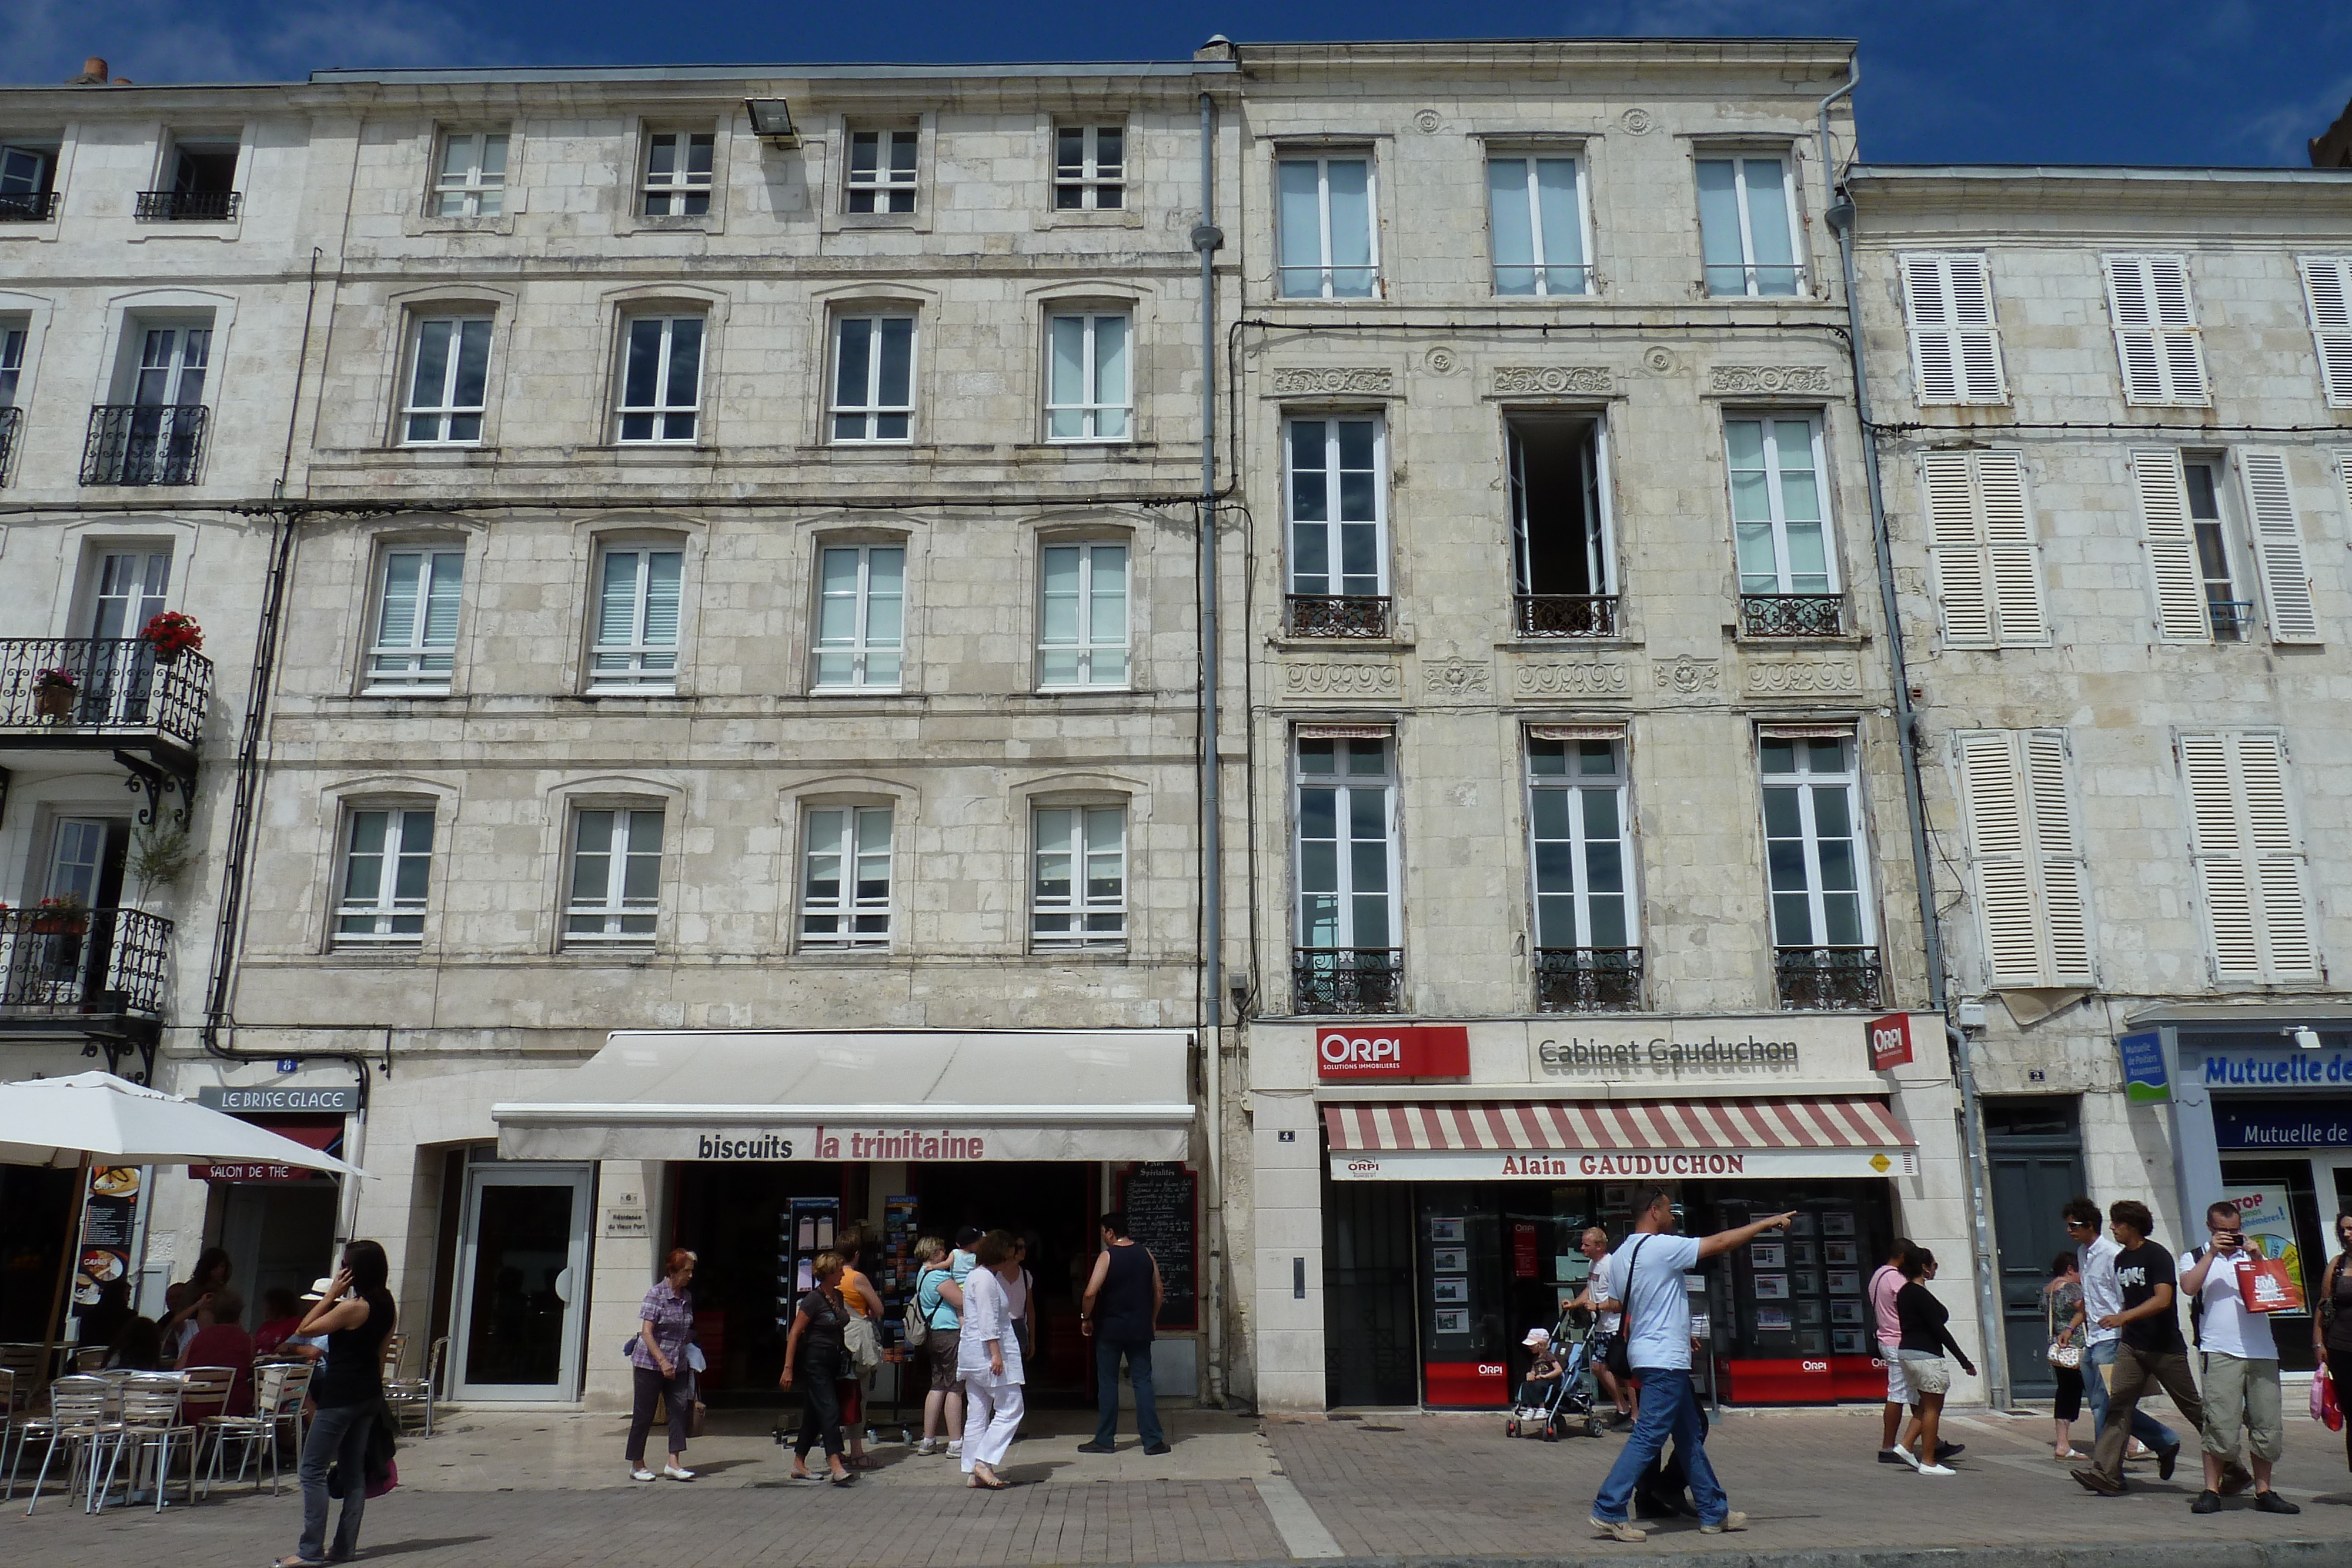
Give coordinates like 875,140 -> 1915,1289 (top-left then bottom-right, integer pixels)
1877,1447 -> 1910,1465
2218,1461 -> 2255,1497
1144,1443 -> 1171,1456
2190,1490 -> 2221,1514
947,1440 -> 963,1457
1892,1444 -> 1923,1472
2254,1490 -> 2301,1515
1934,1442 -> 1965,1461
1588,1516 -> 1647,1543
1916,1463 -> 1956,1477
1076,1442 -> 1116,1455
2157,1446 -> 2179,1482
1698,1512 -> 1749,1533
663,1465 -> 696,1482
2073,1468 -> 2126,1497
630,1467 -> 656,1482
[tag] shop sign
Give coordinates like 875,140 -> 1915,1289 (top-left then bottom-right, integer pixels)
1330,1147 -> 1916,1182
1424,1360 -> 1509,1407
1528,1017 -> 1856,1082
1316,1024 -> 1469,1080
74,1165 -> 142,1307
691,1126 -> 988,1161
195,1085 -> 358,1113
2200,1051 -> 2352,1088
2216,1101 -> 2352,1149
1867,1012 -> 1913,1071
2116,1031 -> 2170,1104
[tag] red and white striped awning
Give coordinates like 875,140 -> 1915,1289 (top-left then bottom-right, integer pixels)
1323,1098 -> 1916,1182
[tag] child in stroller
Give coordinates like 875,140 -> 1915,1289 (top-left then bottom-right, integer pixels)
1505,1318 -> 1606,1440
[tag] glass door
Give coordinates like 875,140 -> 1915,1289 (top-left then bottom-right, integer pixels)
450,1162 -> 593,1400
84,551 -> 171,723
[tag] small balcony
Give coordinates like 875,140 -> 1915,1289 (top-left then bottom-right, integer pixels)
1292,947 -> 1403,1015
0,907 -> 173,1072
2209,599 -> 2255,643
82,404 -> 206,487
1515,594 -> 1619,638
1738,593 -> 1847,638
1285,594 -> 1392,640
0,405 -> 20,484
0,638 -> 210,823
1773,945 -> 1884,1011
1534,947 -> 1644,1012
134,190 -> 241,222
0,191 -> 59,222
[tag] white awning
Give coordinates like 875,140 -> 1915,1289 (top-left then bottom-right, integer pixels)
492,1029 -> 1195,1164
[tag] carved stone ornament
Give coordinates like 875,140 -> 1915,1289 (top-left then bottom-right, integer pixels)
1424,345 -> 1459,375
1743,658 -> 1863,698
1492,365 -> 1613,396
1414,109 -> 1444,134
1422,658 -> 1492,699
1511,661 -> 1632,700
1641,345 -> 1679,376
1271,366 -> 1398,396
1710,365 -> 1837,396
1282,661 -> 1402,699
1653,656 -> 1722,694
1620,107 -> 1655,135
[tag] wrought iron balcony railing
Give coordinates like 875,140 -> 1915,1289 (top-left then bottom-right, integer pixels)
0,190 -> 59,222
82,404 -> 206,486
1773,945 -> 1884,1011
1515,594 -> 1619,638
1285,594 -> 1393,640
0,405 -> 20,484
1292,946 -> 1404,1015
0,907 -> 172,1021
1534,946 -> 1645,1013
134,190 -> 241,222
1738,593 -> 1848,638
0,638 -> 211,749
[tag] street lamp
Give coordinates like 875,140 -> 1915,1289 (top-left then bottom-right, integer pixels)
744,99 -> 799,147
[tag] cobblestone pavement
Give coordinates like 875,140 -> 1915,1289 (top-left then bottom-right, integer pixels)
3,1402 -> 2347,1567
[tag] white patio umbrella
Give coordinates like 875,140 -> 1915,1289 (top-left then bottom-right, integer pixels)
0,1071 -> 368,1372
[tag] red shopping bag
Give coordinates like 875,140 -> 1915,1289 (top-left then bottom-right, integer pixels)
2317,1368 -> 2344,1433
2237,1255 -> 2304,1313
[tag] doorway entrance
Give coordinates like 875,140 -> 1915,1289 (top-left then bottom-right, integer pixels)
450,1162 -> 592,1400
1323,1181 -> 1415,1407
1983,1096 -> 2086,1399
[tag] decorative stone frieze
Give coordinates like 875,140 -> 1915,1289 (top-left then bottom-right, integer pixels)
1652,656 -> 1722,694
1511,661 -> 1632,700
1282,661 -> 1402,699
1743,657 -> 1864,698
1421,658 -> 1492,700
1709,365 -> 1837,395
1271,366 -> 1396,396
1492,366 -> 1613,396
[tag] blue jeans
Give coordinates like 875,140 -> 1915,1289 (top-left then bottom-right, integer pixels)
296,1402 -> 373,1562
1093,1338 -> 1162,1447
2084,1338 -> 2177,1455
1593,1368 -> 1728,1527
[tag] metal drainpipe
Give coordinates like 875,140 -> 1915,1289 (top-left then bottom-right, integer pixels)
1818,59 -> 2011,1409
1192,87 -> 1228,1407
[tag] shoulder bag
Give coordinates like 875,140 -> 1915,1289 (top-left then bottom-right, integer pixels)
1604,1237 -> 1651,1382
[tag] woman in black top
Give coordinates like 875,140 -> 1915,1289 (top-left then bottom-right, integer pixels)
276,1240 -> 395,1568
781,1249 -> 856,1485
2315,1210 -> 2352,1470
1890,1249 -> 1977,1476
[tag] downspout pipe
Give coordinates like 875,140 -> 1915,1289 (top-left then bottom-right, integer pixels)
1818,59 -> 2012,1409
1192,86 -> 1228,1407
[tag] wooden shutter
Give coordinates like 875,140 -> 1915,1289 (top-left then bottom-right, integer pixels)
2181,733 -> 2317,982
1922,451 -> 1990,645
1902,253 -> 2004,404
1923,450 -> 2044,648
1957,731 -> 2092,987
2024,731 -> 2092,981
2130,448 -> 2210,640
2106,255 -> 2207,406
2301,258 -> 2352,407
1978,453 -> 2046,643
2237,451 -> 2320,643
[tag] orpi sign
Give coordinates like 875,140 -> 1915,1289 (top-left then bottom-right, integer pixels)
1317,1024 -> 1471,1081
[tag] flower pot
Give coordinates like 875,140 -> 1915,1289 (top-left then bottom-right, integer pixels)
34,686 -> 74,720
150,647 -> 181,666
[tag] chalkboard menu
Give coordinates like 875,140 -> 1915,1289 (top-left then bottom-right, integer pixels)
1118,1162 -> 1198,1330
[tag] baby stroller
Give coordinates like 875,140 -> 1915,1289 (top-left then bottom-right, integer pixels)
1504,1308 -> 1607,1441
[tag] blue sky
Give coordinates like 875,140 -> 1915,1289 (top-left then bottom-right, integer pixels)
3,1 -> 2338,168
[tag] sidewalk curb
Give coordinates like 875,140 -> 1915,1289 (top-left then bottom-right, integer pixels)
1161,1545 -> 2345,1568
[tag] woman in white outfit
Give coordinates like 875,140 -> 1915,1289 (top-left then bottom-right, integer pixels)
958,1229 -> 1025,1489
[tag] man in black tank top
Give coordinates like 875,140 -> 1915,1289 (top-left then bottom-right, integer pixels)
1078,1209 -> 1167,1455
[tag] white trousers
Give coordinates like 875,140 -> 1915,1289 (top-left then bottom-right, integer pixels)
961,1380 -> 1024,1471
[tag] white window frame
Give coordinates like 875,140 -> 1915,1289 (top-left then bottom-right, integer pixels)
1696,153 -> 1803,298
1284,414 -> 1388,599
1900,252 -> 2006,404
1037,540 -> 1129,689
1725,414 -> 1837,595
830,313 -> 916,444
1954,730 -> 2093,987
1485,151 -> 1592,297
614,313 -> 703,444
1920,449 -> 2046,648
1,320 -> 25,408
2299,257 -> 2352,407
1758,730 -> 1875,951
2104,253 -> 2209,406
799,804 -> 894,949
365,545 -> 465,692
2179,731 -> 2318,983
563,805 -> 664,945
587,544 -> 683,692
1277,152 -> 1379,300
811,543 -> 906,691
1293,733 -> 1399,954
1053,124 -> 1125,210
432,129 -> 508,218
335,805 -> 435,945
1524,733 -> 1636,953
400,315 -> 493,445
640,129 -> 714,218
1043,310 -> 1131,443
1030,804 -> 1127,949
845,128 -> 919,214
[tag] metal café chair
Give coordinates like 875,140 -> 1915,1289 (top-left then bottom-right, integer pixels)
0,1343 -> 44,1413
205,1360 -> 312,1496
72,1349 -> 108,1373
384,1336 -> 446,1437
90,1372 -> 195,1514
12,1375 -> 110,1514
171,1366 -> 237,1497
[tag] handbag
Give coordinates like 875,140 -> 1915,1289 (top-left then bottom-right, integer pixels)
2316,1366 -> 2344,1432
2046,1290 -> 2083,1369
2236,1253 -> 2304,1314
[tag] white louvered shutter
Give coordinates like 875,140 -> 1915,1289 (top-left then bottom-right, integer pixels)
2181,733 -> 2317,982
1923,450 -> 2044,648
2024,731 -> 2092,981
1903,254 -> 2006,405
1978,452 -> 2047,643
2106,255 -> 2207,406
1959,731 -> 2092,987
2302,258 -> 2352,407
2237,452 -> 2320,643
2130,448 -> 2210,640
1923,451 -> 1991,646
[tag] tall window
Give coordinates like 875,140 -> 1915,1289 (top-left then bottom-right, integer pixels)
2104,254 -> 2207,406
1920,449 -> 2046,648
1527,736 -> 1633,952
1032,805 -> 1125,947
366,547 -> 464,691
402,316 -> 492,443
589,546 -> 682,690
1295,735 -> 1396,952
1038,541 -> 1128,687
1955,731 -> 2092,988
801,805 -> 893,947
433,131 -> 508,218
336,808 -> 434,944
846,129 -> 918,213
131,325 -> 210,407
1,322 -> 26,406
1286,417 -> 1385,599
2180,732 -> 2317,982
1486,154 -> 1588,296
641,131 -> 713,216
831,315 -> 914,442
565,807 -> 663,943
1696,155 -> 1799,297
1278,155 -> 1377,299
1,142 -> 56,218
813,544 -> 904,690
1900,253 -> 2006,404
1759,733 -> 1872,951
616,315 -> 703,443
2298,256 -> 2352,407
2184,457 -> 2246,642
1054,125 -> 1124,209
1726,416 -> 1833,594
1045,312 -> 1130,441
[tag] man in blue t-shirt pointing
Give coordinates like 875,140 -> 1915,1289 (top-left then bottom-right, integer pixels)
1589,1186 -> 1795,1542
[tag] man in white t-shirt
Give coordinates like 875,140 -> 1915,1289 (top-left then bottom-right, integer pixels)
2179,1201 -> 2298,1515
1569,1226 -> 1630,1420
2064,1195 -> 2178,1466
1588,1187 -> 1794,1543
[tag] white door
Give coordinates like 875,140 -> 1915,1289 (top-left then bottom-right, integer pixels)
83,552 -> 171,721
450,1162 -> 593,1400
